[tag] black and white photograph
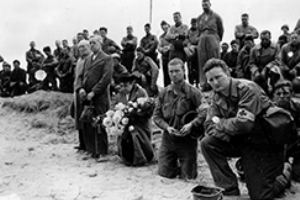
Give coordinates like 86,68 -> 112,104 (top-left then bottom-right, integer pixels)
1,0 -> 300,199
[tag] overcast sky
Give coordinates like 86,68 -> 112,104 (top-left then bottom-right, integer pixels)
1,0 -> 299,67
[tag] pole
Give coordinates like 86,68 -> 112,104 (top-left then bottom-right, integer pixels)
149,0 -> 153,24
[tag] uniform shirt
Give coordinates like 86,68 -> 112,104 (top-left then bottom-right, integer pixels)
158,32 -> 171,57
113,63 -> 128,80
224,50 -> 238,74
153,81 -> 202,131
140,33 -> 159,56
249,43 -> 280,74
187,28 -> 200,46
197,10 -> 224,41
43,55 -> 58,74
102,37 -> 121,55
236,46 -> 252,79
234,24 -> 259,42
205,78 -> 272,142
132,56 -> 159,87
11,68 -> 26,84
279,42 -> 300,71
165,23 -> 189,51
121,35 -> 137,52
26,48 -> 44,70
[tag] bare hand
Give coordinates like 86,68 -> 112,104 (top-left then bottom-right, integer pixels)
167,126 -> 178,135
87,91 -> 95,101
179,123 -> 193,136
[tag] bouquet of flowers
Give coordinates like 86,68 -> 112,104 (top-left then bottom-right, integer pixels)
98,97 -> 155,136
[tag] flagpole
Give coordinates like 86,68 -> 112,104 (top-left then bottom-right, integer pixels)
149,0 -> 153,24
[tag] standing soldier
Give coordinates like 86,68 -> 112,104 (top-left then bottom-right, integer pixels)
197,0 -> 224,88
165,12 -> 189,62
234,13 -> 259,48
140,23 -> 159,66
26,41 -> 44,87
121,26 -> 138,72
158,20 -> 171,87
42,46 -> 58,90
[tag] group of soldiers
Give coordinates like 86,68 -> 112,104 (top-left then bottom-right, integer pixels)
2,0 -> 300,199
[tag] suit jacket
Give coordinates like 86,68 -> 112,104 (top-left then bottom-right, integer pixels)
81,51 -> 113,114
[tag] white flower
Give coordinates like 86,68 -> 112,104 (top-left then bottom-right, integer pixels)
128,125 -> 135,132
102,117 -> 113,128
105,110 -> 115,118
128,101 -> 134,106
112,110 -> 123,124
132,102 -> 138,108
121,117 -> 129,125
128,107 -> 134,113
288,51 -> 294,58
115,102 -> 126,111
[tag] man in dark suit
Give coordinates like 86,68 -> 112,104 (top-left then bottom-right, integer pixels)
78,35 -> 113,161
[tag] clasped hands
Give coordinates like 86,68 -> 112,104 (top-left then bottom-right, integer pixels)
167,123 -> 193,137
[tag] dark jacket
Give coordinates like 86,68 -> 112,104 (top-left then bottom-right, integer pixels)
81,51 -> 113,114
205,78 -> 272,142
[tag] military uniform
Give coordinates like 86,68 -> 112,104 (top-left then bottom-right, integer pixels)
153,82 -> 204,179
249,43 -> 280,75
165,23 -> 189,62
234,24 -> 259,48
140,34 -> 159,65
121,35 -> 137,72
102,37 -> 121,55
197,10 -> 224,86
201,78 -> 287,199
132,56 -> 159,97
158,32 -> 171,86
279,42 -> 300,80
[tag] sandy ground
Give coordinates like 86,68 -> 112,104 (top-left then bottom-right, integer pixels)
1,96 -> 300,200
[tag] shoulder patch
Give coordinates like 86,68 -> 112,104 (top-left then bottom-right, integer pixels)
237,108 -> 255,121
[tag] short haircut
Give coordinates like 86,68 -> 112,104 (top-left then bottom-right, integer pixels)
241,13 -> 249,18
77,32 -> 84,36
43,46 -> 51,52
281,24 -> 289,31
13,60 -> 20,65
261,30 -> 271,37
173,12 -> 181,16
168,58 -> 185,70
83,29 -> 88,33
160,20 -> 169,27
230,40 -> 238,45
203,58 -> 229,73
221,42 -> 229,47
99,27 -> 108,32
144,23 -> 151,28
191,18 -> 197,24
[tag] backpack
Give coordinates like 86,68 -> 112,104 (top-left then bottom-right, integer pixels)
260,106 -> 297,145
